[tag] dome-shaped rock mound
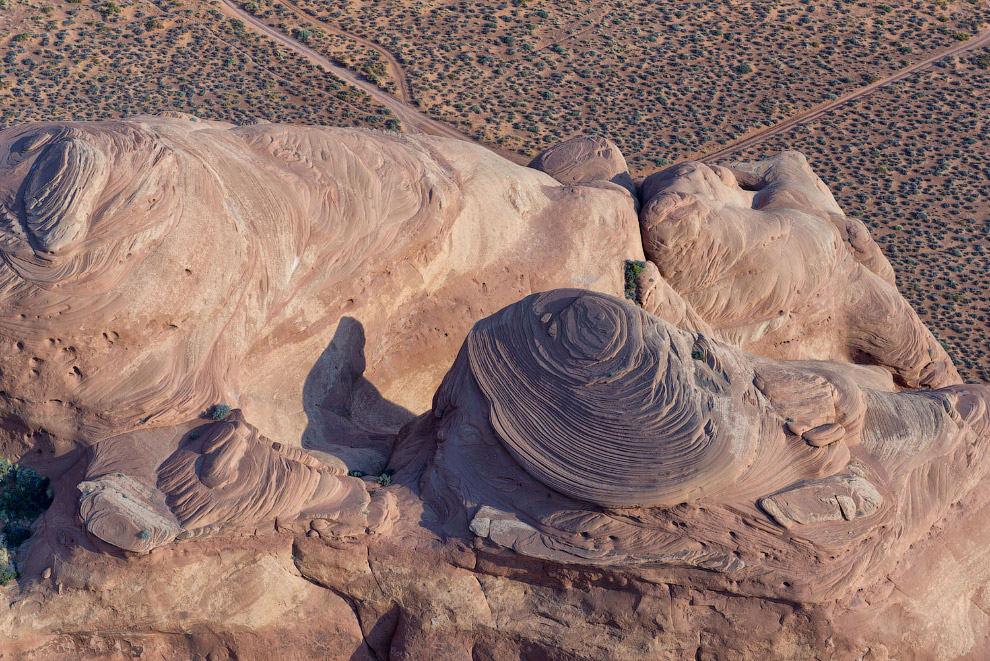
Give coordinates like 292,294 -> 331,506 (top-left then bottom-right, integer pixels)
465,289 -> 755,508
528,135 -> 638,203
635,152 -> 959,389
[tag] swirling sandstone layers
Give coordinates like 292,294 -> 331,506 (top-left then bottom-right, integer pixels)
423,288 -> 990,601
0,122 -> 988,658
528,135 -> 638,206
637,151 -> 957,388
22,137 -> 109,253
78,410 -> 391,553
463,289 -> 758,507
0,117 -> 642,457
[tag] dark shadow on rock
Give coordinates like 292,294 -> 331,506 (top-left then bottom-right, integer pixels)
301,317 -> 415,476
359,603 -> 400,661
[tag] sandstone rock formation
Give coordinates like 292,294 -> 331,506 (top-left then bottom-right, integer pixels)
421,289 -> 990,603
528,134 -> 638,205
77,410 -> 394,553
1,123 -> 988,660
0,117 -> 641,471
637,152 -> 957,388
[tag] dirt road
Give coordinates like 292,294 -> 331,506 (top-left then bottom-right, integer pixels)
219,0 -> 989,170
215,0 -> 529,164
275,0 -> 412,104
696,18 -> 990,162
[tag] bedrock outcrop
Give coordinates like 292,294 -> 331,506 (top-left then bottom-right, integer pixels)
637,152 -> 956,388
1,124 -> 988,660
420,289 -> 990,604
0,117 -> 641,472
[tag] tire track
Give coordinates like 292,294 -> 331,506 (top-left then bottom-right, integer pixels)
215,0 -> 529,164
275,0 -> 412,104
695,9 -> 990,162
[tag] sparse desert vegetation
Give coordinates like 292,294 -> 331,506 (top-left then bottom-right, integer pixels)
3,0 -> 985,165
0,0 -> 396,128
239,0 -> 404,99
281,0 -> 986,164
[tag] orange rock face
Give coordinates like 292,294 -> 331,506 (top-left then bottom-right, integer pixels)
528,134 -> 639,206
2,124 -> 989,660
77,410 -> 394,553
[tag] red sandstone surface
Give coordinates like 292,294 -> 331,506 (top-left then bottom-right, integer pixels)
0,123 -> 988,659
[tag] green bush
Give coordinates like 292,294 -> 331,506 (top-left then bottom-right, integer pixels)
98,2 -> 121,16
0,546 -> 15,585
623,260 -> 646,300
0,458 -> 51,523
3,525 -> 30,547
0,458 -> 52,586
207,403 -> 232,420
